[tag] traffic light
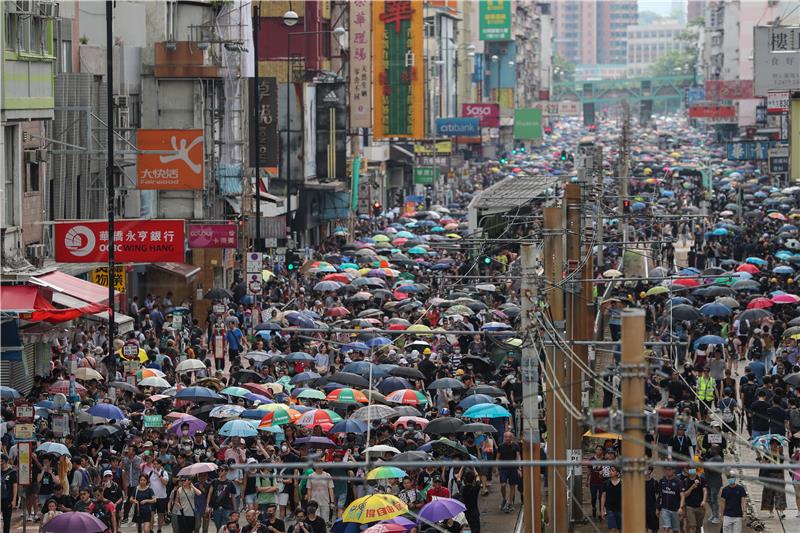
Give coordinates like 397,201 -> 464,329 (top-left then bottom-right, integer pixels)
286,251 -> 301,271
622,199 -> 631,214
372,201 -> 382,214
482,256 -> 492,265
560,150 -> 567,161
499,158 -> 508,164
511,149 -> 518,155
519,145 -> 526,153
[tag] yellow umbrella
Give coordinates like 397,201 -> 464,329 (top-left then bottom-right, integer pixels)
645,286 -> 669,297
445,233 -> 462,240
583,430 -> 622,440
373,234 -> 390,242
262,270 -> 275,281
406,324 -> 431,334
342,494 -> 408,524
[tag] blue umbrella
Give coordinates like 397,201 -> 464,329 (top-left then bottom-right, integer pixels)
36,442 -> 71,456
668,297 -> 692,306
693,335 -> 726,348
775,250 -> 793,260
745,257 -> 768,266
0,386 -> 20,401
87,404 -> 125,420
342,361 -> 381,377
711,228 -> 729,236
480,322 -> 511,331
321,382 -> 345,393
699,302 -> 733,317
458,394 -> 495,410
341,342 -> 370,353
240,409 -> 266,420
291,371 -> 321,384
679,267 -> 701,275
244,393 -> 271,404
219,419 -> 258,438
631,201 -> 646,211
285,312 -> 316,329
377,377 -> 412,394
365,337 -> 392,348
330,419 -> 368,434
462,404 -> 511,419
773,265 -> 794,275
287,352 -> 315,362
175,386 -> 224,403
314,281 -> 343,292
35,400 -> 55,410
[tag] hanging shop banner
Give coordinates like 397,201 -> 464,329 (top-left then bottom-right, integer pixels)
349,0 -> 372,128
704,80 -> 754,100
461,103 -> 500,127
767,90 -> 791,113
187,223 -> 238,249
414,140 -> 452,155
249,77 -> 279,167
479,0 -> 511,41
316,82 -> 347,180
372,0 -> 425,140
435,117 -> 479,137
754,26 -> 800,96
55,219 -> 185,263
513,108 -> 543,140
688,105 -> 736,119
137,129 -> 204,190
90,266 -> 126,292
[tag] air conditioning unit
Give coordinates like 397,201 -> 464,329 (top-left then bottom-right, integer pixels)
114,95 -> 129,107
26,244 -> 46,263
39,1 -> 58,18
24,150 -> 37,164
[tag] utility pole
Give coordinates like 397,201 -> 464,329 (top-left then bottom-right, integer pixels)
619,103 -> 631,244
621,308 -> 646,533
253,3 -> 262,251
543,206 -> 567,533
520,243 -> 542,533
105,0 -> 116,338
565,183 -> 589,524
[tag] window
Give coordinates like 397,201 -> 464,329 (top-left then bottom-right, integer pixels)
4,126 -> 17,227
4,12 -> 18,50
61,40 -> 72,73
25,159 -> 40,193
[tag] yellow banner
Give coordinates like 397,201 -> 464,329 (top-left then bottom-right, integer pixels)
91,266 -> 126,292
372,0 -> 425,140
414,140 -> 452,155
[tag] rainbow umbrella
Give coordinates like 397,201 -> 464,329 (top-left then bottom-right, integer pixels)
258,409 -> 297,428
342,494 -> 408,524
366,466 -> 407,480
326,388 -> 369,404
296,408 -> 342,427
385,389 -> 428,406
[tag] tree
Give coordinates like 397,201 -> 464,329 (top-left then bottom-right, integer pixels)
552,53 -> 576,83
647,24 -> 700,78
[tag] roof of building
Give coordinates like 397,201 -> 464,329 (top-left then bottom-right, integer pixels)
468,174 -> 561,212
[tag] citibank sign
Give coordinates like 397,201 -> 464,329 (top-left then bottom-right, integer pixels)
435,117 -> 480,137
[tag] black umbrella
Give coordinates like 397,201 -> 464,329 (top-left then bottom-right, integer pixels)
389,367 -> 425,380
189,403 -> 216,420
703,286 -> 737,298
391,451 -> 430,463
328,372 -> 370,388
254,322 -> 281,331
424,417 -> 465,435
731,279 -> 762,292
736,308 -> 772,323
464,385 -> 505,397
460,356 -> 494,373
788,316 -> 800,326
231,369 -> 262,384
393,405 -> 423,417
377,377 -> 412,394
89,425 -> 121,439
428,378 -> 465,390
204,287 -> 233,300
109,381 -> 139,394
783,373 -> 800,387
460,422 -> 497,433
670,304 -> 701,322
431,438 -> 470,459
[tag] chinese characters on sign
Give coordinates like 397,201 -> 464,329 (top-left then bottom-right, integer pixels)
349,0 -> 372,128
704,80 -> 754,100
187,223 -> 238,249
54,219 -> 185,263
90,266 -> 126,292
479,0 -> 512,41
372,0 -> 424,139
137,129 -> 204,189
249,77 -> 279,167
688,105 -> 736,120
754,26 -> 800,96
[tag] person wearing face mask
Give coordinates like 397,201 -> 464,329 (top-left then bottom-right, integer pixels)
102,470 -> 125,530
719,472 -> 747,533
679,467 -> 707,533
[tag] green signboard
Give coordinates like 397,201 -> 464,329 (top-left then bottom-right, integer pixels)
144,415 -> 163,428
514,108 -> 543,140
479,0 -> 512,41
414,166 -> 436,185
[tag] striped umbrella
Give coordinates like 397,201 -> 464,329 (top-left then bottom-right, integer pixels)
385,389 -> 428,406
296,408 -> 342,427
326,388 -> 369,404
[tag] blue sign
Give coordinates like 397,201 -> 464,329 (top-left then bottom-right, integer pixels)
685,87 -> 705,105
726,141 -> 777,161
436,117 -> 480,137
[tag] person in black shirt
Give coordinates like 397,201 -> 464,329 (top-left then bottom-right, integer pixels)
749,390 -> 771,438
241,509 -> 269,533
302,503 -> 327,533
644,467 -> 659,533
767,396 -> 789,436
600,466 -> 622,533
460,471 -> 481,533
1,454 -> 18,533
495,432 -> 521,513
680,469 -> 707,533
40,484 -> 73,514
263,503 -> 285,533
720,473 -> 748,531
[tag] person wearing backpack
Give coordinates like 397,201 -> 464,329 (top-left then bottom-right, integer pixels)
717,387 -> 738,434
89,487 -> 117,533
476,432 -> 495,496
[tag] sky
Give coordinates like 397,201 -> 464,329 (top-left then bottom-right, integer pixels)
638,0 -> 683,17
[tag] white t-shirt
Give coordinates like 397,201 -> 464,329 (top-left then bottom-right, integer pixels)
148,467 -> 169,498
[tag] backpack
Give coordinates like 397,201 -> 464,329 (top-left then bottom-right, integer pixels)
90,501 -> 113,528
790,408 -> 800,431
720,398 -> 736,424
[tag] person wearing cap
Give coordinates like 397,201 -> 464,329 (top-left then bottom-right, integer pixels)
208,464 -> 238,531
102,469 -> 125,530
680,466 -> 707,533
657,465 -> 682,532
425,477 -> 450,503
719,471 -> 747,532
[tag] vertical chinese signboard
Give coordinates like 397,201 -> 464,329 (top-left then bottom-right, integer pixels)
91,266 -> 126,292
479,0 -> 511,41
753,26 -> 800,96
137,130 -> 204,189
372,0 -> 425,140
249,77 -> 279,167
349,0 -> 372,128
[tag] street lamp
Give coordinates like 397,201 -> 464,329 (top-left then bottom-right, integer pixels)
283,10 -> 299,27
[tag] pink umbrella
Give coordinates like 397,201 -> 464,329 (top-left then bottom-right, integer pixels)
177,462 -> 218,477
772,294 -> 800,304
393,416 -> 429,429
364,524 -> 407,533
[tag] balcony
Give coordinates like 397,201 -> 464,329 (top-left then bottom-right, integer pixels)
153,41 -> 221,78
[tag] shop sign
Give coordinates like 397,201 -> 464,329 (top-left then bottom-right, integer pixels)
137,129 -> 204,189
461,103 -> 500,127
249,77 -> 279,167
435,117 -> 479,137
144,415 -> 163,428
769,147 -> 790,173
187,223 -> 238,249
14,423 -> 35,440
349,0 -> 372,128
372,0 -> 425,139
90,266 -> 126,292
754,26 -> 800,95
479,0 -> 511,41
513,108 -> 543,140
55,219 -> 185,263
726,140 -> 777,161
413,166 -> 436,185
768,90 -> 791,113
688,105 -> 736,119
704,80 -> 754,100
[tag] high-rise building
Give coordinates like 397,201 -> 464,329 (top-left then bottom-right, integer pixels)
687,0 -> 706,23
626,19 -> 687,77
553,0 -> 637,66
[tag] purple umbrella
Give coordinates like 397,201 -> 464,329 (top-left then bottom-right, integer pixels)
382,517 -> 416,530
417,498 -> 466,524
293,436 -> 337,449
167,415 -> 207,435
41,512 -> 107,533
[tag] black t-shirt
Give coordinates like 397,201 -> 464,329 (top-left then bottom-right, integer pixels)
721,485 -> 747,517
682,476 -> 707,508
767,404 -> 788,434
103,481 -> 124,504
265,517 -> 286,533
497,442 -> 520,461
304,515 -> 327,533
0,467 -> 17,501
602,479 -> 622,512
750,400 -> 771,431
211,479 -> 237,509
659,477 -> 682,511
39,470 -> 56,496
40,493 -> 74,514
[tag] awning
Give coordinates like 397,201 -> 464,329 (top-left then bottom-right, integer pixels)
0,285 -> 52,312
31,271 -> 117,304
51,292 -> 133,333
152,262 -> 201,280
0,285 -> 108,323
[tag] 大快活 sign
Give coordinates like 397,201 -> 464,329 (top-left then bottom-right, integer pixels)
55,219 -> 185,263
137,129 -> 204,190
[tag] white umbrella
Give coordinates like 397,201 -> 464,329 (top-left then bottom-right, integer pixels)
138,376 -> 171,389
175,359 -> 206,373
74,368 -> 104,381
364,444 -> 401,455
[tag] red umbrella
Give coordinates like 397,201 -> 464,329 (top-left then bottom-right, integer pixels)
388,323 -> 408,331
736,264 -> 760,274
48,380 -> 87,397
768,212 -> 789,221
747,297 -> 774,309
673,278 -> 700,287
322,273 -> 351,284
326,306 -> 350,317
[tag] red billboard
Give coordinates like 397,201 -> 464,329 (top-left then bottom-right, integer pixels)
704,80 -> 754,100
187,223 -> 238,249
55,220 -> 185,263
137,129 -> 204,190
461,103 -> 500,127
688,105 -> 736,119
